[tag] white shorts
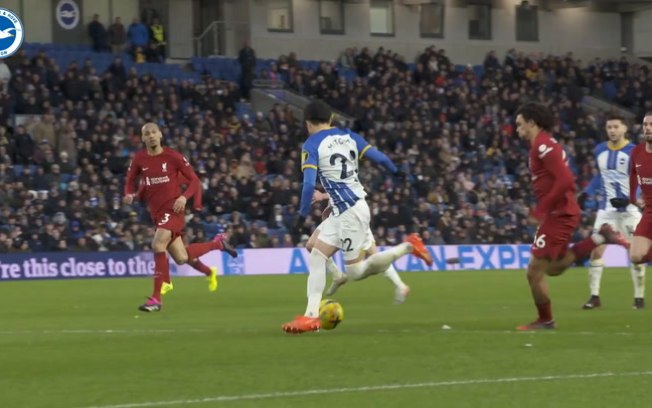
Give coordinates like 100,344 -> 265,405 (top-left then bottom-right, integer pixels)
316,200 -> 374,261
593,209 -> 642,241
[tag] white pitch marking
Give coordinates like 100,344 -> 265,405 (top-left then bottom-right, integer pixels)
85,371 -> 652,408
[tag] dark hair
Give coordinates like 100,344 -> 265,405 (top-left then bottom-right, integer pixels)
605,114 -> 628,126
515,102 -> 554,132
303,100 -> 332,125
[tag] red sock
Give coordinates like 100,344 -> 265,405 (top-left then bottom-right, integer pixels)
189,259 -> 212,276
186,241 -> 221,259
536,302 -> 553,322
570,237 -> 598,262
152,252 -> 169,301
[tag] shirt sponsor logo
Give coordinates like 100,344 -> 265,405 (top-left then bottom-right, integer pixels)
638,176 -> 652,185
145,176 -> 170,185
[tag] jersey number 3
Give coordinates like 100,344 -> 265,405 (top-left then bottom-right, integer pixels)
330,152 -> 356,180
158,213 -> 171,226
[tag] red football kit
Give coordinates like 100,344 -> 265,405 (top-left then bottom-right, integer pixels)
124,147 -> 201,239
528,132 -> 581,259
629,143 -> 652,239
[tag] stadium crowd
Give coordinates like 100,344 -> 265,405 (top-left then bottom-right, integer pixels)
0,44 -> 640,253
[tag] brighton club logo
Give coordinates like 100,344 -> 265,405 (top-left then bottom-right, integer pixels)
56,0 -> 80,30
0,8 -> 24,58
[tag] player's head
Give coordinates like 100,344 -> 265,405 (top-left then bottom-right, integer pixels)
303,100 -> 333,135
515,102 -> 554,141
605,115 -> 628,143
643,112 -> 652,144
141,122 -> 163,150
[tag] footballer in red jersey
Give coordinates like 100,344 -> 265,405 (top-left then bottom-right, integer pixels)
124,123 -> 236,312
628,112 -> 652,308
514,103 -> 629,330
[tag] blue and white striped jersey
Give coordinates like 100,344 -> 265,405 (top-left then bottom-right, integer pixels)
587,141 -> 636,212
301,128 -> 370,216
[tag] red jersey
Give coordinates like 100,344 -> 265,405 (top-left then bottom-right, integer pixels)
124,147 -> 200,215
629,143 -> 652,212
528,132 -> 580,218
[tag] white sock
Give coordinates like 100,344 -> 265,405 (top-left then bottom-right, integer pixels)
360,243 -> 412,278
631,264 -> 646,299
588,260 -> 604,297
384,264 -> 406,289
305,249 -> 327,317
326,257 -> 343,280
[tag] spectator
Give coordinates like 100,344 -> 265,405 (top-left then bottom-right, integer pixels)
127,18 -> 149,56
32,114 -> 56,149
12,126 -> 35,165
87,14 -> 110,53
0,60 -> 10,92
149,17 -> 166,62
238,40 -> 256,98
0,44 -> 636,253
108,17 -> 127,55
483,50 -> 501,73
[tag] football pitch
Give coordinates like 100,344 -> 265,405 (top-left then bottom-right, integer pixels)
1,268 -> 651,408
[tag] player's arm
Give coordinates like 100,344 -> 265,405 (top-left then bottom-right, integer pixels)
123,156 -> 140,205
176,154 -> 201,211
298,142 -> 319,219
299,168 -> 318,218
350,131 -> 398,174
630,150 -> 641,207
533,145 -> 575,218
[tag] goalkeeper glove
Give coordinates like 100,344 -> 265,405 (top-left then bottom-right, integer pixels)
609,197 -> 630,209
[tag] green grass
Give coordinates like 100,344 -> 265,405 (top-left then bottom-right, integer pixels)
1,268 -> 651,408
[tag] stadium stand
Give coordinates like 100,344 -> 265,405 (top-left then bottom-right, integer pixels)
0,42 -> 638,253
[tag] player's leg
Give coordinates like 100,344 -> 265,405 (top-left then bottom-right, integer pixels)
282,217 -> 340,333
517,255 -> 556,330
622,212 -> 646,308
363,243 -> 411,303
582,210 -> 610,309
346,233 -> 432,280
546,217 -> 628,276
139,227 -> 173,312
308,228 -> 344,284
583,245 -> 606,309
518,216 -> 576,330
630,234 -> 652,309
344,202 -> 432,279
168,236 -> 226,293
184,233 -> 237,291
629,235 -> 652,264
325,227 -> 375,297
282,237 -> 338,334
186,233 -> 237,260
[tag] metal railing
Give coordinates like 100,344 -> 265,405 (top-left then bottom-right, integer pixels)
194,20 -> 249,57
251,84 -> 355,128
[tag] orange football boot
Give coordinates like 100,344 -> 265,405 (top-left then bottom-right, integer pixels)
282,315 -> 321,334
405,233 -> 433,266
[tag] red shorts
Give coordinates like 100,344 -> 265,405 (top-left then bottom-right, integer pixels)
634,211 -> 652,240
152,209 -> 185,241
531,213 -> 580,260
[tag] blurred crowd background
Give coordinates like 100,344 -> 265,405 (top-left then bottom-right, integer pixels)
0,37 -> 647,253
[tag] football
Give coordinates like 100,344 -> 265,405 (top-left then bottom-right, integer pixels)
319,299 -> 344,330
